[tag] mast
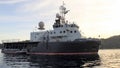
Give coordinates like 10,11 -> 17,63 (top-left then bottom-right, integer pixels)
59,2 -> 69,23
53,2 -> 70,28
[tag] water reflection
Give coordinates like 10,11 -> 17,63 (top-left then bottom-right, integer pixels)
30,54 -> 101,68
3,54 -> 101,68
3,54 -> 30,68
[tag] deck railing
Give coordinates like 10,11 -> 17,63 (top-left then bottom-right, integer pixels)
1,39 -> 20,43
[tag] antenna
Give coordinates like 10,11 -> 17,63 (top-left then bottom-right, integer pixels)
63,1 -> 65,6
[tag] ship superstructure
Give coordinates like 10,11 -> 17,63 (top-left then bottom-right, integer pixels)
31,3 -> 81,42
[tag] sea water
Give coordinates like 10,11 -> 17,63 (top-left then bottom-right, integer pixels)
0,49 -> 120,68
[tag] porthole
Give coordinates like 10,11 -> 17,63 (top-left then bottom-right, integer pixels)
63,31 -> 65,33
74,30 -> 76,33
70,31 -> 72,33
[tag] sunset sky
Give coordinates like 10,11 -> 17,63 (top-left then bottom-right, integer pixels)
0,0 -> 120,43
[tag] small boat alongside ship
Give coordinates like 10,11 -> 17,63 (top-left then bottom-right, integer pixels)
1,3 -> 101,56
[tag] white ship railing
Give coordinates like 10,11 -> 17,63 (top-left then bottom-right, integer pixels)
1,39 -> 20,43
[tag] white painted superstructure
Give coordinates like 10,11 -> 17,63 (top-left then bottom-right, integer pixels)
30,3 -> 82,42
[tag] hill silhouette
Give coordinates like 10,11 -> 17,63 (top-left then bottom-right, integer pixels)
100,35 -> 120,49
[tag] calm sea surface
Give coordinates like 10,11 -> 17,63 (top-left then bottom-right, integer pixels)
0,49 -> 120,68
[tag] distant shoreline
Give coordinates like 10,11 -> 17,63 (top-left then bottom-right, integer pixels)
100,48 -> 120,49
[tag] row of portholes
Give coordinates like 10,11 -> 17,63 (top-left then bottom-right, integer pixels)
50,30 -> 77,34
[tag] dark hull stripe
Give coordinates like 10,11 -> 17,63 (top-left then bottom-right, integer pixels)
27,52 -> 98,55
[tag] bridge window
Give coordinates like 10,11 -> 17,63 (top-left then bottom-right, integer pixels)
50,32 -> 52,34
60,31 -> 62,33
35,36 -> 36,38
61,25 -> 63,27
36,33 -> 39,35
43,37 -> 46,40
71,25 -> 73,27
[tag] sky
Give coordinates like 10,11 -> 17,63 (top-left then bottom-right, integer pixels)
0,0 -> 120,43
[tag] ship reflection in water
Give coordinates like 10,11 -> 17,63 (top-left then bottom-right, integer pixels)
3,54 -> 101,68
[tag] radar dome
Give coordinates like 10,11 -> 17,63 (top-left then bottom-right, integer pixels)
38,21 -> 45,30
56,13 -> 61,18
